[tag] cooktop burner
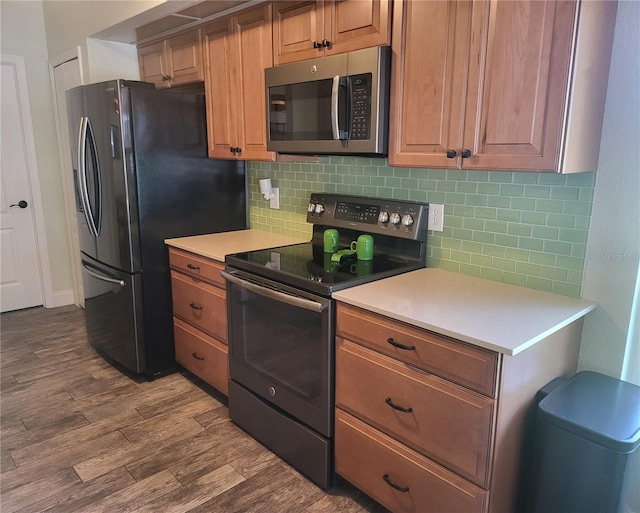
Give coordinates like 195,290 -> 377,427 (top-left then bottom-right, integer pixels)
225,193 -> 430,296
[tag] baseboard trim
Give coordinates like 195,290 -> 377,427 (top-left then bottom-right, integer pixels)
45,290 -> 75,308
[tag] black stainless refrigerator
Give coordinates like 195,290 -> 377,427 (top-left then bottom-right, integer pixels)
66,79 -> 247,375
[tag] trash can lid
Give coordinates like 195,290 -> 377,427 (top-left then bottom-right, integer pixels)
538,371 -> 640,452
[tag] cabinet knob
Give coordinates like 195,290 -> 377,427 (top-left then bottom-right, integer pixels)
313,41 -> 322,49
446,149 -> 457,158
461,149 -> 472,158
162,75 -> 171,81
321,39 -> 331,48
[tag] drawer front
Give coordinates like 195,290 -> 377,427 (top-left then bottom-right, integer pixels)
336,338 -> 494,487
174,317 -> 228,395
335,409 -> 488,513
169,248 -> 225,288
171,270 -> 227,341
336,304 -> 498,397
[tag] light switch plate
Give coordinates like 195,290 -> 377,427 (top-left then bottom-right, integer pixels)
270,188 -> 280,209
428,203 -> 444,232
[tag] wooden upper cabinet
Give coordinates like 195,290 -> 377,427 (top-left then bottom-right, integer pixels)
138,29 -> 203,88
273,0 -> 391,65
389,0 -> 617,173
203,4 -> 276,161
462,1 -> 575,171
388,0 -> 470,170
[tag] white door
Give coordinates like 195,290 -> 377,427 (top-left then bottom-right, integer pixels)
51,55 -> 83,306
0,59 -> 44,312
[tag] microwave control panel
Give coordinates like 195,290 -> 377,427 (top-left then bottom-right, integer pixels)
350,74 -> 372,140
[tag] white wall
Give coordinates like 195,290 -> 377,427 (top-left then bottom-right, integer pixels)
41,0 -> 163,83
579,0 -> 640,378
0,1 -> 73,297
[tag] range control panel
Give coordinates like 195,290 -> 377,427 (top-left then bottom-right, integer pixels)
307,193 -> 428,240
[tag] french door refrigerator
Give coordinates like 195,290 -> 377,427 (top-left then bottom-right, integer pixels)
66,79 -> 247,375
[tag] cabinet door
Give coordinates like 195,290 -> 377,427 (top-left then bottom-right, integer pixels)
165,29 -> 203,86
273,1 -> 325,65
138,40 -> 169,88
388,0 -> 471,168
233,4 -> 276,161
203,18 -> 239,159
462,0 -> 576,171
324,0 -> 391,57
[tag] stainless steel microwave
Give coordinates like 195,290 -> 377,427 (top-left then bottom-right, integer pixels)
265,46 -> 391,156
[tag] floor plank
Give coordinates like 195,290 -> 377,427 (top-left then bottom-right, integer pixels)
0,305 -> 388,512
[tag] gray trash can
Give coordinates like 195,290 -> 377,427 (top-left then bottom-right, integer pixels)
528,371 -> 640,513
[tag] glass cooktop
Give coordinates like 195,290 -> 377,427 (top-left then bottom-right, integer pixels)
225,242 -> 421,296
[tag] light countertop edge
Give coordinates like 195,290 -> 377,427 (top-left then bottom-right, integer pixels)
332,268 -> 597,356
165,229 -> 308,262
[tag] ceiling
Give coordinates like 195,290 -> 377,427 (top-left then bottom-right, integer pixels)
92,0 -> 256,45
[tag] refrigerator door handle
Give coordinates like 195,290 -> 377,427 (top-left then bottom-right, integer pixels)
81,260 -> 126,287
78,116 -> 102,236
77,117 -> 93,233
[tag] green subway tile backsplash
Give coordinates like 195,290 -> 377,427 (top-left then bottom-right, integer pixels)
247,157 -> 595,297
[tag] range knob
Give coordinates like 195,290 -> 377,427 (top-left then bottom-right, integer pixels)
378,211 -> 390,224
308,202 -> 316,213
389,212 -> 401,225
315,203 -> 325,214
401,214 -> 414,227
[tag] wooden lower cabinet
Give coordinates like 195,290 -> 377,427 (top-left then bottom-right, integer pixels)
335,302 -> 583,513
169,248 -> 229,395
335,409 -> 488,513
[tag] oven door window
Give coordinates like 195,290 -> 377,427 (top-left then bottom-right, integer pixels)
269,81 -> 347,142
226,274 -> 333,436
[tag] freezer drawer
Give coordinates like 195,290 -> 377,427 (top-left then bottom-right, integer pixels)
81,255 -> 145,373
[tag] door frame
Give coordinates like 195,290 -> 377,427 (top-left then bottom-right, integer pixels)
49,46 -> 85,306
1,54 -> 54,308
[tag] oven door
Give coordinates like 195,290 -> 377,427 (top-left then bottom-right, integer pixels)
223,269 -> 334,437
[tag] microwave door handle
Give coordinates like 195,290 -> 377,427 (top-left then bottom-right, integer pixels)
221,271 -> 327,313
331,75 -> 340,140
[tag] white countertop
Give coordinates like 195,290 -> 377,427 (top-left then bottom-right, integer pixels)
332,268 -> 597,356
165,229 -> 307,262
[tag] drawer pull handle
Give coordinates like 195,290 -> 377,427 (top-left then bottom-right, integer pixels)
387,338 -> 416,351
191,352 -> 205,361
187,264 -> 200,271
385,397 -> 413,413
383,474 -> 409,493
189,303 -> 203,311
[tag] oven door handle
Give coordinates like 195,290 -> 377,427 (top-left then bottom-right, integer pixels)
221,271 -> 327,313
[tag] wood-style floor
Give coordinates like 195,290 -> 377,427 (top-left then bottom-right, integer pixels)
1,305 -> 389,513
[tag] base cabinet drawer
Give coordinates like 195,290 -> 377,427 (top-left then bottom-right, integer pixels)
336,338 -> 494,486
171,270 -> 227,341
335,409 -> 488,513
169,248 -> 225,288
337,304 -> 498,396
174,317 -> 228,394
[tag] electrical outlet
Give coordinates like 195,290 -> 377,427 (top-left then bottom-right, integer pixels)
270,188 -> 280,209
428,203 -> 444,232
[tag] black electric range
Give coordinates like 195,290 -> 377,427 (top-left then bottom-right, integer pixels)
223,193 -> 429,490
225,193 -> 430,296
